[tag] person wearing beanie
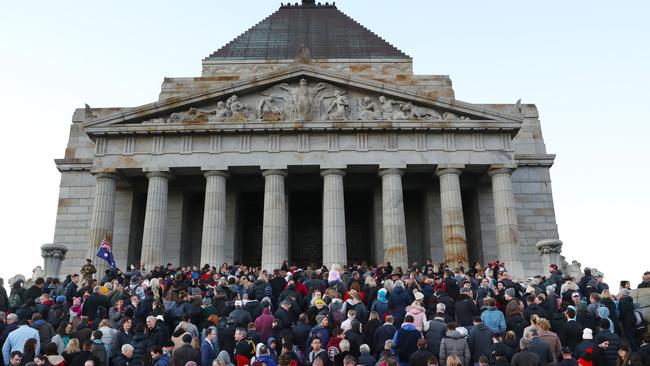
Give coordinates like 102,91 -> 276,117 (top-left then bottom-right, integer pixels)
572,329 -> 595,360
595,318 -> 622,366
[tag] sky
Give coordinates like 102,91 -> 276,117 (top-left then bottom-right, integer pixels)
0,1 -> 648,290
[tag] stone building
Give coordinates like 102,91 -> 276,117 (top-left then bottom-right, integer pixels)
48,0 -> 560,279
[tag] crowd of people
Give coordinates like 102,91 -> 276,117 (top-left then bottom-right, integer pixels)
0,259 -> 649,366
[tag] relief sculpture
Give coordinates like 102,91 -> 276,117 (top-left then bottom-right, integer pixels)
140,79 -> 472,124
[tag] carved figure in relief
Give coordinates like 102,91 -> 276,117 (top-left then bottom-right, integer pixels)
357,96 -> 381,120
212,101 -> 229,122
277,78 -> 327,121
256,95 -> 284,121
401,102 -> 442,120
224,95 -> 250,122
378,96 -> 403,119
324,90 -> 350,120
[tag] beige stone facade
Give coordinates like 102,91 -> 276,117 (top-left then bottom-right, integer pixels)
49,2 -> 560,279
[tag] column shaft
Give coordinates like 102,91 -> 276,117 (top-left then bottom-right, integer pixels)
380,169 -> 408,270
261,170 -> 288,271
88,173 -> 117,280
141,172 -> 171,271
436,167 -> 469,266
201,171 -> 229,267
322,169 -> 347,269
489,167 -> 524,279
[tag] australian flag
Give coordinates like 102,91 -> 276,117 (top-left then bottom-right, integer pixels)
96,237 -> 117,270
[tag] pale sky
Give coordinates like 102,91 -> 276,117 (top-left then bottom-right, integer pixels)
0,1 -> 648,289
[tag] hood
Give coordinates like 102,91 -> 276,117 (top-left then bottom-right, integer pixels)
406,304 -> 424,314
475,323 -> 490,331
261,307 -> 272,316
597,306 -> 610,319
445,330 -> 464,339
32,319 -> 46,327
267,337 -> 277,348
401,323 -> 417,331
377,289 -> 388,303
47,355 -> 65,364
216,351 -> 232,364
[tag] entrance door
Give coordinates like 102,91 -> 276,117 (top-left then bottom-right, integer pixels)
345,191 -> 372,265
290,192 -> 322,266
239,192 -> 264,266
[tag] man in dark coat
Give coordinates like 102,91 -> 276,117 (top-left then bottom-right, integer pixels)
454,288 -> 478,328
409,338 -> 434,366
442,271 -> 460,301
343,320 -> 365,358
228,301 -> 252,328
512,337 -> 541,366
373,315 -> 397,358
468,317 -> 493,365
174,334 -> 201,366
24,279 -> 45,302
595,319 -> 622,366
527,328 -> 555,366
559,308 -> 583,352
274,300 -> 294,330
393,315 -> 423,364
425,309 -> 447,357
82,287 -> 111,321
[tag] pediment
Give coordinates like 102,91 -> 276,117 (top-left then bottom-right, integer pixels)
84,65 -> 523,132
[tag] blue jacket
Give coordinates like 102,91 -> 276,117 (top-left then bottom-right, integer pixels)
2,325 -> 40,364
481,307 -> 506,335
201,339 -> 218,366
309,325 -> 330,346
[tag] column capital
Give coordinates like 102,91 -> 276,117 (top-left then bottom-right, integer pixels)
146,171 -> 173,180
203,170 -> 230,179
41,243 -> 68,259
378,168 -> 404,177
535,239 -> 563,254
321,169 -> 346,178
435,164 -> 465,177
262,169 -> 288,178
93,172 -> 119,181
488,164 -> 517,177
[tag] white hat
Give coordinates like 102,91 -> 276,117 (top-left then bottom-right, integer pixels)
414,290 -> 424,301
583,328 -> 593,340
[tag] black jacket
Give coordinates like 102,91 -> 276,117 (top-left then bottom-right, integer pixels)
468,323 -> 493,363
559,320 -> 583,352
454,294 -> 479,327
409,349 -> 434,366
174,343 -> 201,366
508,313 -> 530,339
512,350 -> 541,366
529,337 -> 555,366
373,323 -> 397,357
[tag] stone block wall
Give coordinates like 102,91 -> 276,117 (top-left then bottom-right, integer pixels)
512,166 -> 560,277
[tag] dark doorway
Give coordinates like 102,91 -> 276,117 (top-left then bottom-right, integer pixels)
127,192 -> 146,268
290,192 -> 322,266
345,191 -> 372,265
238,192 -> 264,266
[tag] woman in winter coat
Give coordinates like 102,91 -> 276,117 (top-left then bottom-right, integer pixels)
388,281 -> 410,327
537,318 -> 562,360
131,324 -> 153,366
371,289 -> 389,321
255,306 -> 275,342
439,324 -> 471,366
51,322 -> 73,355
405,291 -> 427,332
505,300 -> 529,340
45,342 -> 66,366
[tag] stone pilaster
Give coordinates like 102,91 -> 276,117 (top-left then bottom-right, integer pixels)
141,171 -> 172,271
41,244 -> 68,279
261,170 -> 288,271
200,171 -> 229,267
436,166 -> 469,266
88,172 -> 118,279
321,169 -> 347,270
379,169 -> 408,270
488,166 -> 524,280
536,239 -> 563,274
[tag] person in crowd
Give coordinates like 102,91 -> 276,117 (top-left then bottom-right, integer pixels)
512,337 -> 540,366
2,320 -> 40,364
439,323 -> 470,366
393,315 -> 423,366
468,317 -> 492,366
409,338 -> 434,366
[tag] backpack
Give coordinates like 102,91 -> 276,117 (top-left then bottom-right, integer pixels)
8,292 -> 22,308
245,338 -> 257,358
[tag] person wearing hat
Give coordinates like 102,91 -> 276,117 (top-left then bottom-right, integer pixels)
405,290 -> 427,331
229,300 -> 252,328
572,329 -> 596,360
558,346 -> 578,366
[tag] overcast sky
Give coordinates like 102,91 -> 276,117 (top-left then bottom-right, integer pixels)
0,1 -> 648,289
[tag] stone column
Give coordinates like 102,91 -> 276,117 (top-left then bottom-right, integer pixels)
88,172 -> 118,278
536,239 -> 563,273
435,166 -> 469,266
261,170 -> 288,271
321,169 -> 347,270
140,171 -> 172,271
200,171 -> 230,267
488,166 -> 524,280
379,169 -> 408,270
41,244 -> 68,279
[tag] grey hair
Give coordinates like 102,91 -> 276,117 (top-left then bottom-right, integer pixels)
121,344 -> 134,353
339,339 -> 350,352
519,337 -> 531,350
359,344 -> 370,354
394,280 -> 405,289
